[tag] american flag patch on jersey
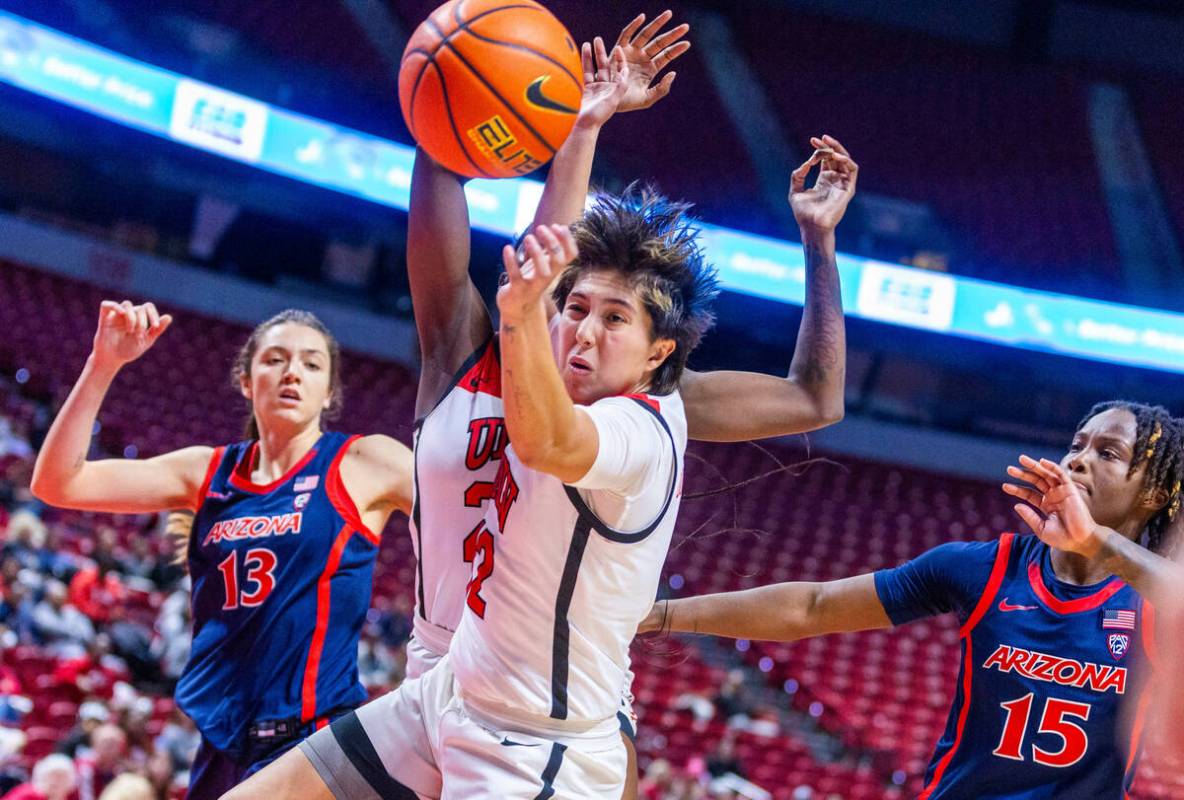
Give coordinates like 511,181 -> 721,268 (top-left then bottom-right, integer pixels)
294,475 -> 319,492
1101,609 -> 1136,630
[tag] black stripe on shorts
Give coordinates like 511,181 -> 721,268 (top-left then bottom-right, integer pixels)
329,712 -> 419,799
532,742 -> 568,800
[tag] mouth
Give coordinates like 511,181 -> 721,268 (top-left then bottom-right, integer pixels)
567,356 -> 593,374
278,388 -> 302,404
1070,479 -> 1092,497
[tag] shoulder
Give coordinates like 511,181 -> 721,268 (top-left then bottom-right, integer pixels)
342,435 -> 412,473
156,445 -> 220,484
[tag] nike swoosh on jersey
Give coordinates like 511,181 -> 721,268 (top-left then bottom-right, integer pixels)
998,597 -> 1038,612
525,76 -> 578,115
499,737 -> 541,747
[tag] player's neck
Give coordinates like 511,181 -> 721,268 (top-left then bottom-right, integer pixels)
1049,547 -> 1112,586
253,423 -> 322,483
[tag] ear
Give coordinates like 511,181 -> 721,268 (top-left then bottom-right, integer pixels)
239,372 -> 252,401
646,338 -> 676,371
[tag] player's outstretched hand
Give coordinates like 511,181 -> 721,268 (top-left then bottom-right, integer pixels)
576,11 -> 690,130
1003,455 -> 1103,558
91,300 -> 173,371
497,224 -> 579,322
789,135 -> 859,238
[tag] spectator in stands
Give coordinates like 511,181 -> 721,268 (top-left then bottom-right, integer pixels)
705,735 -> 746,780
55,700 -> 110,758
68,554 -> 128,624
155,706 -> 199,772
639,758 -> 675,799
31,580 -> 95,658
145,748 -> 179,799
96,773 -> 153,800
151,579 -> 190,683
5,753 -> 77,800
54,633 -> 131,700
712,669 -> 753,727
0,575 -> 36,643
0,415 -> 33,460
75,722 -> 128,800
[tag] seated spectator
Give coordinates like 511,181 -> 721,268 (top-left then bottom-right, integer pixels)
706,735 -> 745,780
713,669 -> 753,727
154,707 -> 199,772
640,758 -> 675,800
0,579 -> 36,643
0,416 -> 33,460
32,580 -> 95,659
0,726 -> 27,795
144,749 -> 177,799
68,555 -> 128,624
54,633 -> 131,701
150,579 -> 190,683
55,701 -> 110,759
75,722 -> 128,800
5,753 -> 77,800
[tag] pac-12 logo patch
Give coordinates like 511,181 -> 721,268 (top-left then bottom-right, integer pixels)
1108,633 -> 1131,661
294,492 -> 311,510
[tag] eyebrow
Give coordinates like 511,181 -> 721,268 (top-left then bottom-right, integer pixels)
569,291 -> 637,311
261,346 -> 328,358
1076,432 -> 1132,450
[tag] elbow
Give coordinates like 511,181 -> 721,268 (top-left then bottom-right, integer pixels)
512,439 -> 562,475
29,471 -> 61,506
816,398 -> 845,427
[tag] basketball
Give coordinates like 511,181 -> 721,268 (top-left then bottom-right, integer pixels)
398,0 -> 583,179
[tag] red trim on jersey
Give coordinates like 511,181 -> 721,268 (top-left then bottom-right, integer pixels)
922,534 -> 1014,800
190,446 -> 225,513
1123,602 -> 1158,795
301,523 -> 354,722
1027,559 -> 1124,614
622,393 -> 661,413
228,440 -> 320,494
325,434 -> 380,546
457,343 -> 502,398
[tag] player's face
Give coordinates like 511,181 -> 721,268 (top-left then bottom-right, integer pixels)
1061,408 -> 1157,530
241,323 -> 334,432
553,269 -> 675,405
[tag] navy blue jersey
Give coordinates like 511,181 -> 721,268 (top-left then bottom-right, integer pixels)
875,533 -> 1158,799
177,432 -> 380,755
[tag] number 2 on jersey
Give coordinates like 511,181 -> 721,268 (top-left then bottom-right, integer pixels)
463,522 -> 495,618
218,548 -> 278,610
993,693 -> 1091,767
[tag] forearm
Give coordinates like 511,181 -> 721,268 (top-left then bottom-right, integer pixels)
31,356 -> 118,500
532,124 -> 601,227
786,229 -> 845,420
662,583 -> 826,642
1095,527 -> 1184,613
499,309 -> 581,468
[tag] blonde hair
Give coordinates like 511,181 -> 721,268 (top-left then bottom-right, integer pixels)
98,774 -> 153,800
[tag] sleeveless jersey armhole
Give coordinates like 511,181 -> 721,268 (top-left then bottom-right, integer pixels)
190,447 -> 226,514
326,434 -> 380,546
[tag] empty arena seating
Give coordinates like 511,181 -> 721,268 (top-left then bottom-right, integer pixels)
1,259 -> 1181,798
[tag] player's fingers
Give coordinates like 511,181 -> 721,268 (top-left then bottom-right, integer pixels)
594,36 -> 611,78
581,42 -> 595,83
1014,504 -> 1045,536
156,314 -> 174,335
790,150 -> 827,193
652,41 -> 691,73
1002,483 -> 1044,508
646,72 -> 677,105
634,9 -> 674,47
501,245 -> 522,282
145,302 -> 161,329
136,305 -> 150,333
644,23 -> 690,56
551,224 -> 579,262
523,234 -> 547,281
616,13 -> 646,48
609,45 -> 627,79
822,134 -> 850,158
1006,465 -> 1048,491
1038,458 -> 1072,482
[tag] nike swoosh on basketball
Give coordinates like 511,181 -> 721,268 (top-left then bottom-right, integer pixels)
525,76 -> 577,115
998,597 -> 1038,612
499,737 -> 541,747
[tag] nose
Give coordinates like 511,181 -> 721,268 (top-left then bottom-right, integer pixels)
281,361 -> 301,383
1064,446 -> 1088,474
575,314 -> 598,348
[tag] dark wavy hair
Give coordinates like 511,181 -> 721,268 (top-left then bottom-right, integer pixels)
1077,401 -> 1184,554
231,309 -> 343,440
551,184 -> 720,395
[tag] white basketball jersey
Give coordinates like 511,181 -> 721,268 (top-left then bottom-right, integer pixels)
450,390 -> 687,737
409,338 -> 507,657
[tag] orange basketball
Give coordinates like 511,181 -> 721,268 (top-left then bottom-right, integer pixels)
399,0 -> 583,179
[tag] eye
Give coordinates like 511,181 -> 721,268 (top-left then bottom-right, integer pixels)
607,313 -> 627,324
565,302 -> 587,317
1068,441 -> 1083,452
266,356 -> 284,365
305,361 -> 322,371
1100,449 -> 1118,460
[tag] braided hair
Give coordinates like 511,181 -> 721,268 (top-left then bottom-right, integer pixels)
1077,401 -> 1184,554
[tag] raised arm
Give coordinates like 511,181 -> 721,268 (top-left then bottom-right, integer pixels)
340,434 -> 415,530
639,573 -> 890,641
681,136 -> 857,442
31,301 -> 213,514
532,12 -> 689,229
407,150 -> 493,416
496,225 -> 599,484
